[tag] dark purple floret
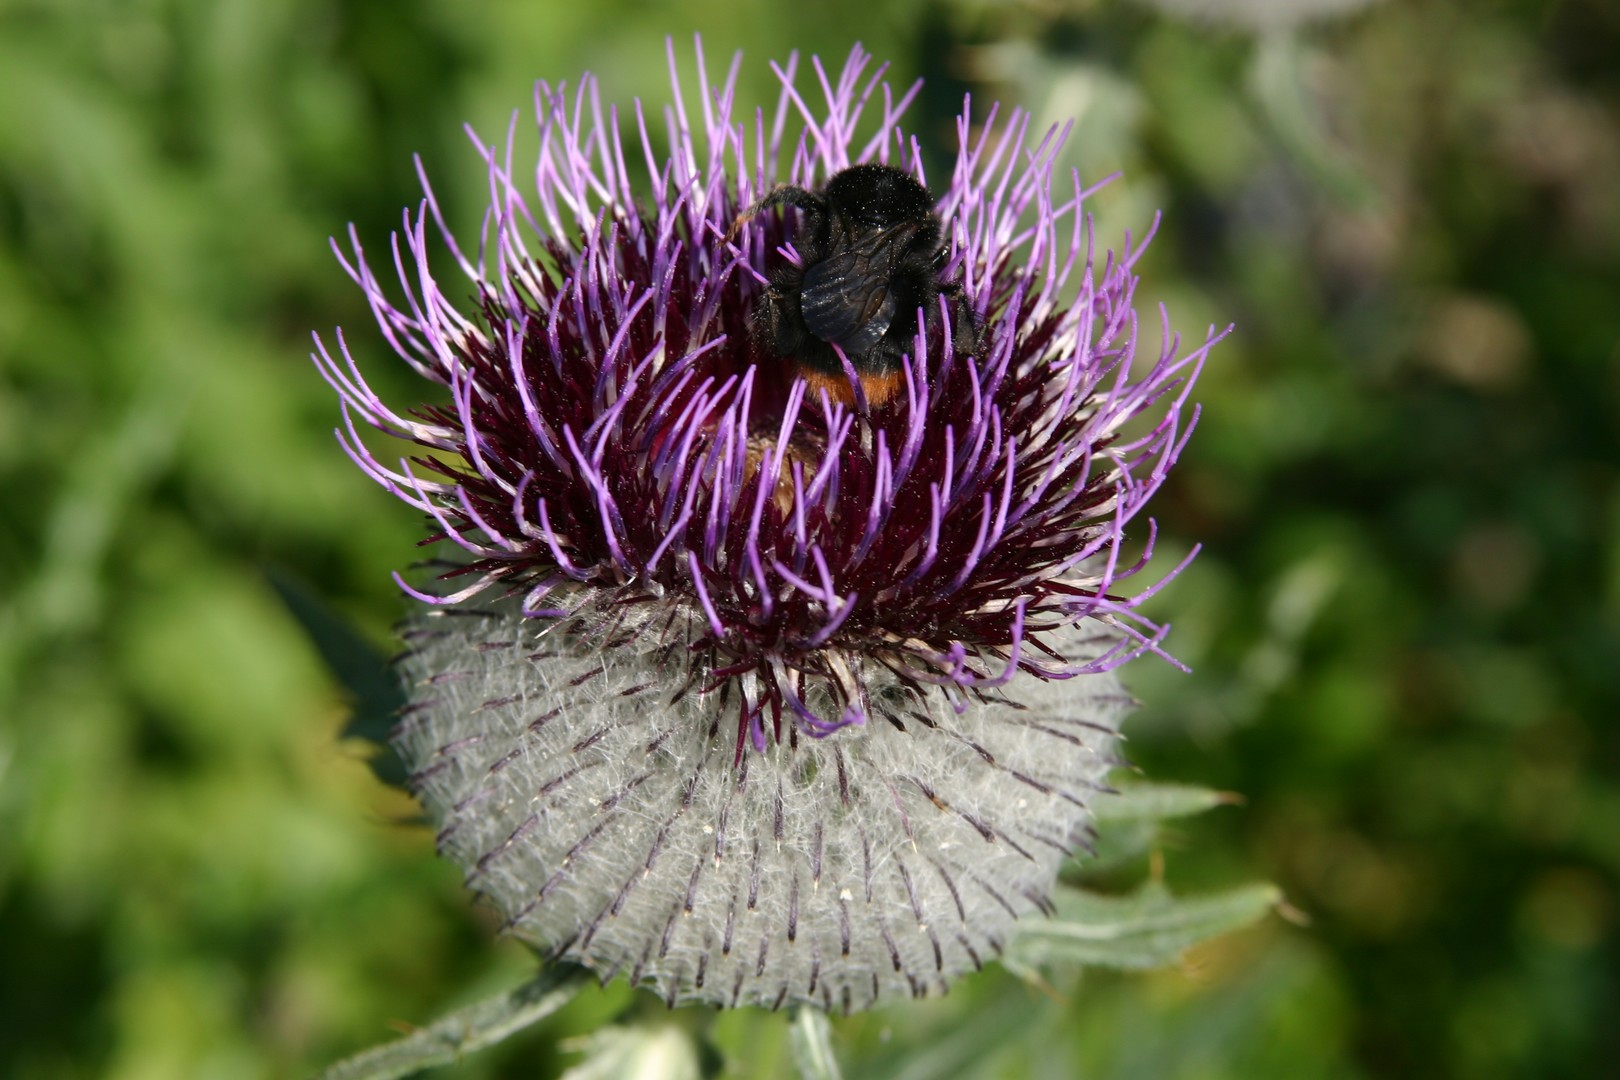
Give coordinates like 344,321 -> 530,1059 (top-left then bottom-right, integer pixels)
314,41 -> 1226,756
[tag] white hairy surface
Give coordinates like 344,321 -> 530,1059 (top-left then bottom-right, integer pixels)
394,597 -> 1130,1012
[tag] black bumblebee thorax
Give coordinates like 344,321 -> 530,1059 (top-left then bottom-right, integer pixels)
743,162 -> 977,400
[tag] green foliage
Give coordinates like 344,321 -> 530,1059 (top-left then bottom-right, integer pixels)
314,966 -> 592,1080
269,569 -> 408,788
789,1008 -> 844,1080
1082,781 -> 1240,871
1094,781 -> 1237,825
1004,882 -> 1282,975
3,1 -> 1616,1078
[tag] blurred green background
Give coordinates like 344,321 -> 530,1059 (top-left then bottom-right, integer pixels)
3,0 -> 1617,1076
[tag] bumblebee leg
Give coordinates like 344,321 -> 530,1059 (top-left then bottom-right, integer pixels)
940,285 -> 980,358
727,185 -> 825,240
758,287 -> 806,360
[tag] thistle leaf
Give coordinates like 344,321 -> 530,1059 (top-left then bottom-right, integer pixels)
312,964 -> 589,1080
560,1024 -> 702,1080
1093,781 -> 1236,824
1080,782 -> 1240,871
790,1007 -> 843,1080
267,567 -> 407,787
1005,882 -> 1281,973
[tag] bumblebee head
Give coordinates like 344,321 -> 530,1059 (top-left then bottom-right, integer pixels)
821,164 -> 934,230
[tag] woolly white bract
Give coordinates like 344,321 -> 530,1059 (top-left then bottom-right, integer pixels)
400,598 -> 1128,1010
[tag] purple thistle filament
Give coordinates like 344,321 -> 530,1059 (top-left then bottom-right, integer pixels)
315,41 -> 1225,1011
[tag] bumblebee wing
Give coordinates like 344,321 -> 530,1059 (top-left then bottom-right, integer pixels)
798,221 -> 923,354
799,250 -> 894,354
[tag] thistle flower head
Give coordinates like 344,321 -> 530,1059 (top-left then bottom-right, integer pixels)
315,40 -> 1224,1012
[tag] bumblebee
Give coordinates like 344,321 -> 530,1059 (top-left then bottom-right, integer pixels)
737,163 -> 975,406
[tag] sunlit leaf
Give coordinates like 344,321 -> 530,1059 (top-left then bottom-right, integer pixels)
268,567 -> 408,787
561,1023 -> 702,1080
